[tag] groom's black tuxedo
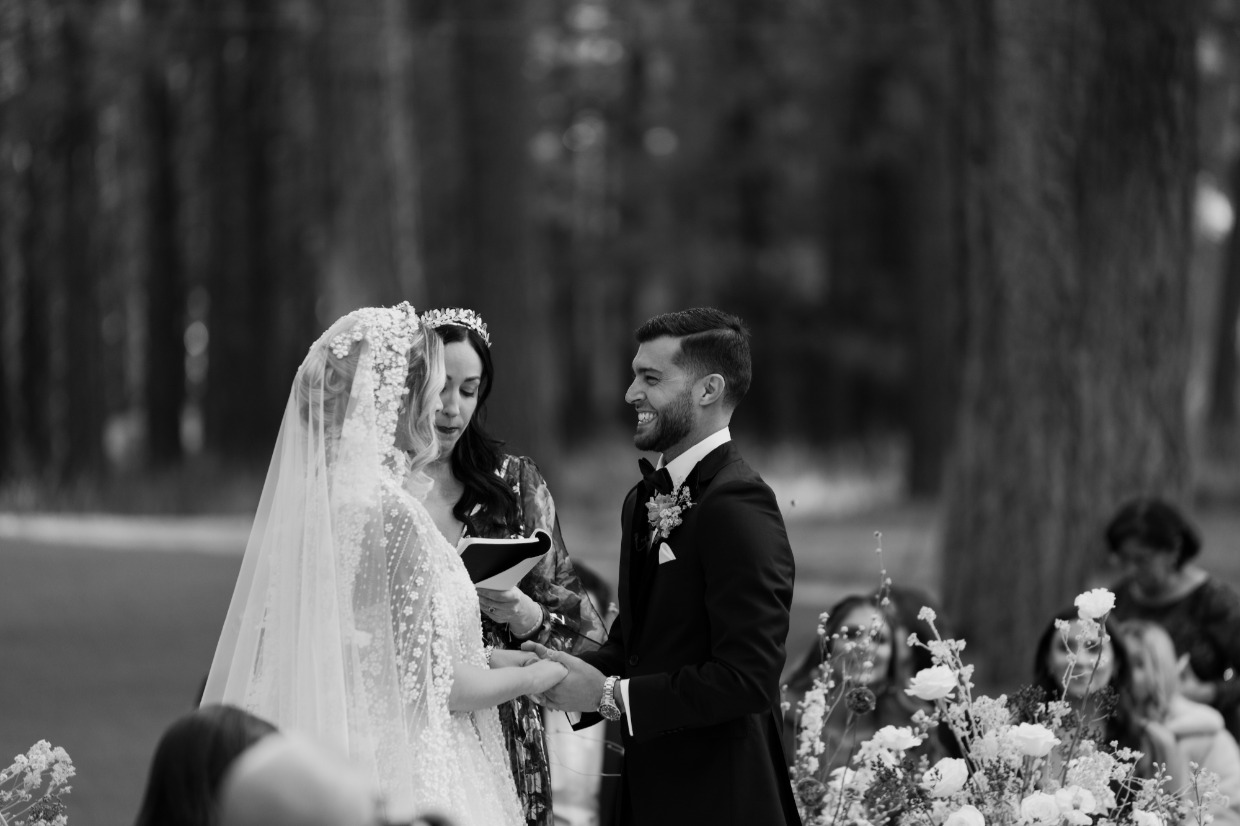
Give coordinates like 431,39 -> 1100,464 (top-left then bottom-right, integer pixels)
579,441 -> 801,826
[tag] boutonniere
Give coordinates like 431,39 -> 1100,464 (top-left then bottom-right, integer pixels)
646,485 -> 693,540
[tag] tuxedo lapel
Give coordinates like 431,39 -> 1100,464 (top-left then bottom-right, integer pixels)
624,443 -> 740,649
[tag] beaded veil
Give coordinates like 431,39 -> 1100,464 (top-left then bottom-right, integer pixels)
201,304 -> 522,824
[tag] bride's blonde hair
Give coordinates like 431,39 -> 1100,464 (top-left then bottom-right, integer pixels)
296,307 -> 444,475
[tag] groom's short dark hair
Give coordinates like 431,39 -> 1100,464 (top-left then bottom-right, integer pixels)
636,308 -> 751,407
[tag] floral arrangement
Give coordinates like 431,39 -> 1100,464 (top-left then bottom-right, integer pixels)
789,571 -> 1225,826
0,741 -> 74,826
645,485 -> 693,541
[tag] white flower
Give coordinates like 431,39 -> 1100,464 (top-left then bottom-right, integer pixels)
945,804 -> 986,826
922,757 -> 969,798
1132,811 -> 1164,826
1074,588 -> 1115,621
1020,791 -> 1062,824
1009,722 -> 1060,757
1055,785 -> 1096,825
906,665 -> 957,701
871,725 -> 922,752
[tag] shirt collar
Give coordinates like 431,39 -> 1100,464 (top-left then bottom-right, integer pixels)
659,427 -> 731,490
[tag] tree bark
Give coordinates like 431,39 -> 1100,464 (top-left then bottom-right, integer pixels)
143,60 -> 186,465
942,0 -> 1196,688
452,0 -> 552,462
59,5 -> 105,477
1205,154 -> 1240,440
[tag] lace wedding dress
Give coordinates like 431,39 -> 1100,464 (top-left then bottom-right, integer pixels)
200,304 -> 523,825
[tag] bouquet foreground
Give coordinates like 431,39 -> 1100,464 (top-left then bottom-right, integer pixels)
0,741 -> 74,826
788,574 -> 1225,826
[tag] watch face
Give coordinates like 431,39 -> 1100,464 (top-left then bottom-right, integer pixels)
599,703 -> 622,722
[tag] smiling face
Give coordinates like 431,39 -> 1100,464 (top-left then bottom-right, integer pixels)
436,340 -> 483,457
1047,619 -> 1115,700
625,336 -> 699,457
832,604 -> 894,687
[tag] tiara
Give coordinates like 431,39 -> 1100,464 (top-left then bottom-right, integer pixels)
421,307 -> 491,347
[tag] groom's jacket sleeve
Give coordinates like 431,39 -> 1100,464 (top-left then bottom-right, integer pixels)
626,478 -> 795,743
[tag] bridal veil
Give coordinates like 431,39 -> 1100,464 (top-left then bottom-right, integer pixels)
201,303 -> 482,817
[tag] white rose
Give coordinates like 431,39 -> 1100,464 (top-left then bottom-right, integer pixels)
1074,588 -> 1116,621
906,665 -> 957,701
1055,786 -> 1097,815
945,805 -> 986,826
1132,812 -> 1163,826
872,725 -> 923,753
1009,723 -> 1060,757
1020,792 -> 1062,824
922,757 -> 969,798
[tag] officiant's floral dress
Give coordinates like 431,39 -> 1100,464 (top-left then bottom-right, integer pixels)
463,455 -> 607,826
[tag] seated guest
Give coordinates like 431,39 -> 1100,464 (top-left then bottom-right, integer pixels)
1105,497 -> 1240,738
217,734 -> 384,826
1119,619 -> 1240,826
1032,607 -> 1187,787
133,703 -> 277,826
784,592 -> 933,773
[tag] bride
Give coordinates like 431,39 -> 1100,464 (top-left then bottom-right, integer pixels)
200,303 -> 565,824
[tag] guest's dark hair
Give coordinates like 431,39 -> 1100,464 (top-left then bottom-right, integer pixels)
785,593 -> 907,697
133,704 -> 277,826
636,308 -> 751,407
1031,608 -> 1140,752
1103,497 -> 1201,568
434,324 -> 518,534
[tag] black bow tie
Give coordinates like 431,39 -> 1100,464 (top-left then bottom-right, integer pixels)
638,457 -> 673,496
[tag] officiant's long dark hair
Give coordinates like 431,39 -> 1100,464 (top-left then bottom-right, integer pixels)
435,323 -> 518,534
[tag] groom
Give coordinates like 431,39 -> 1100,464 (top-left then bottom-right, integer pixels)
525,308 -> 800,826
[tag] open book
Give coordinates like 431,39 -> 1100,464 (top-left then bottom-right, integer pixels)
457,529 -> 553,590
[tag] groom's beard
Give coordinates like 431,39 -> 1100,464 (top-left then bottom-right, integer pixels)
635,388 -> 694,454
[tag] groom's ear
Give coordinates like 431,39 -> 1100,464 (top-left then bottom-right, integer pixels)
696,373 -> 726,407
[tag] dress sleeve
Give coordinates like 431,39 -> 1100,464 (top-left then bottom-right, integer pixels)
511,456 -> 608,654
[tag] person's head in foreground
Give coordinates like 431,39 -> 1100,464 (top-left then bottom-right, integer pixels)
217,734 -> 384,826
133,703 -> 277,826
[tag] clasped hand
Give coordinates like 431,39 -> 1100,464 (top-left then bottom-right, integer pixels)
520,641 -> 608,712
489,647 -> 568,695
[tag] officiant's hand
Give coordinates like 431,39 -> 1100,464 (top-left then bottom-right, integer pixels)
478,586 -> 542,635
520,641 -> 606,712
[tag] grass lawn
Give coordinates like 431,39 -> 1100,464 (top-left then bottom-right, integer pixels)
1,496 -> 1236,826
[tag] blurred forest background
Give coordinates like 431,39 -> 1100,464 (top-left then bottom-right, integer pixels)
2,0 -> 1240,685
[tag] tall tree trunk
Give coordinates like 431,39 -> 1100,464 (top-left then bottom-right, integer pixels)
59,5 -> 105,477
907,4 -> 965,498
202,0 -> 277,459
453,0 -> 552,462
143,62 -> 186,465
1205,154 -> 1240,443
315,0 -> 425,319
942,0 -> 1196,688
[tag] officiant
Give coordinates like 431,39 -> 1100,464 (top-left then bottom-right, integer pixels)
415,308 -> 607,826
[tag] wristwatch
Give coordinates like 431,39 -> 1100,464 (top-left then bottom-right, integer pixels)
598,675 -> 622,721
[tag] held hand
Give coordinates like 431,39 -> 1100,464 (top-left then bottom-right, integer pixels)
524,659 -> 569,695
520,641 -> 607,712
489,648 -> 540,668
477,586 -> 539,631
